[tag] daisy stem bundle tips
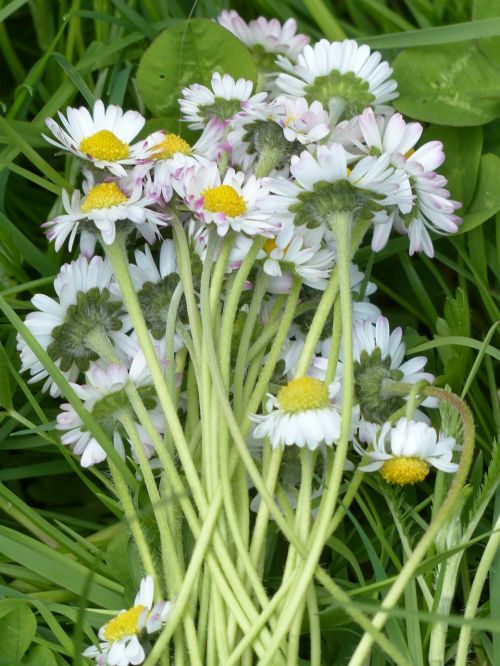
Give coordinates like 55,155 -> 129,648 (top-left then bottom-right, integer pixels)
13,10 -> 478,666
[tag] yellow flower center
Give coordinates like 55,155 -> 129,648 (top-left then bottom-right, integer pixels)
380,457 -> 430,485
202,185 -> 246,217
81,182 -> 128,212
278,377 -> 330,413
263,238 -> 278,254
102,604 -> 145,642
79,130 -> 129,161
152,133 -> 192,159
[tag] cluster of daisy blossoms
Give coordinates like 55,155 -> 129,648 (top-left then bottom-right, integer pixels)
15,10 -> 464,665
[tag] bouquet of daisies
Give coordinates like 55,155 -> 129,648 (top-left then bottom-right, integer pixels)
15,10 -> 474,666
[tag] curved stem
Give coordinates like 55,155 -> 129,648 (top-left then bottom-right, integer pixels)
347,386 -> 475,666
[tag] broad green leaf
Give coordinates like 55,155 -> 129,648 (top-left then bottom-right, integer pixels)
460,153 -> 500,233
24,644 -> 58,666
137,19 -> 257,117
0,604 -> 36,663
393,43 -> 500,126
422,126 -> 482,211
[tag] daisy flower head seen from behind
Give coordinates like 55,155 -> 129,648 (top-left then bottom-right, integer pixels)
57,354 -> 166,468
179,72 -> 268,130
353,315 -> 435,424
276,39 -> 398,124
83,576 -> 173,666
43,171 -> 168,252
17,255 -> 130,398
355,417 -> 458,485
43,99 -> 158,177
333,107 -> 461,255
266,143 -> 412,233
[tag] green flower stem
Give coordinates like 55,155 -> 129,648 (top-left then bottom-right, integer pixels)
208,232 -> 234,318
455,513 -> 500,665
218,236 -> 265,388
348,386 -> 475,666
249,447 -> 284,572
295,269 -> 339,377
125,379 -> 270,640
107,236 -> 271,637
286,449 -> 316,665
85,327 -> 120,364
255,209 -> 356,666
198,236 -> 283,632
405,379 -> 429,419
142,493 -> 244,666
327,469 -> 363,535
324,296 -> 342,385
307,583 -> 322,666
198,260 -> 409,664
164,281 -> 184,401
119,410 -> 202,666
234,270 -> 269,420
244,278 -> 302,425
107,461 -> 158,587
118,410 -> 183,591
295,218 -> 370,378
255,146 -> 282,178
105,235 -> 205,514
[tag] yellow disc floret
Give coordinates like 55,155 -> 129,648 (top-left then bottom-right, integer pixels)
79,130 -> 129,161
263,238 -> 278,254
102,604 -> 145,642
380,457 -> 430,485
278,377 -> 330,413
152,133 -> 192,159
404,148 -> 415,159
202,185 -> 246,217
81,182 -> 128,212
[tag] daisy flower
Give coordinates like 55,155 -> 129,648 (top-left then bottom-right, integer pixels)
276,39 -> 398,123
57,358 -> 165,468
355,417 -> 458,484
125,240 -> 185,345
172,161 -> 282,237
141,118 -> 229,203
266,143 -> 412,231
43,100 -> 157,177
275,96 -> 330,145
231,222 -> 335,291
83,576 -> 173,666
251,376 -> 347,449
43,171 -> 168,252
217,11 -> 309,61
333,108 -> 461,254
353,316 -> 435,423
16,256 -> 130,398
179,72 -> 268,130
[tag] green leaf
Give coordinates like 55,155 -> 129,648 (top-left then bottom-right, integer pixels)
137,19 -> 257,117
422,126 -> 482,210
0,604 -> 36,663
460,153 -> 500,232
435,289 -> 472,389
24,645 -> 58,666
393,42 -> 500,126
0,343 -> 13,411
